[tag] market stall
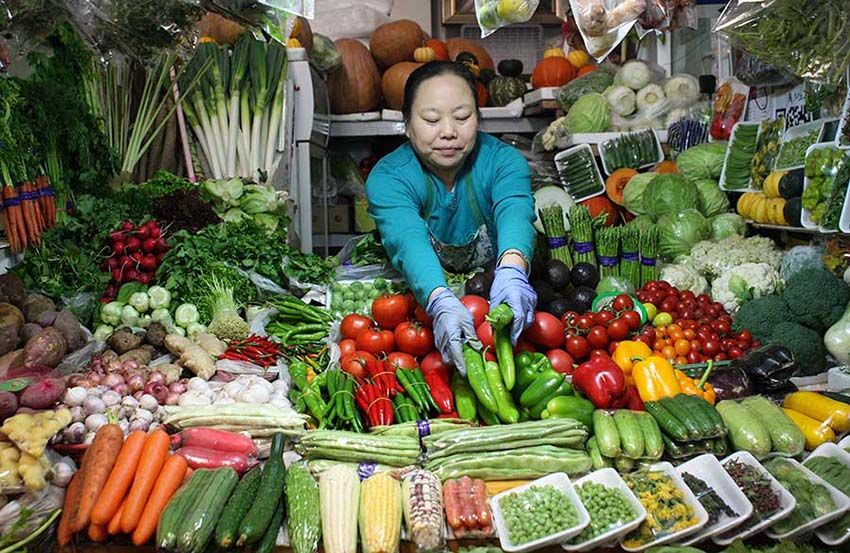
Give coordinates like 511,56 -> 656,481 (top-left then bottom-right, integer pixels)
1,1 -> 850,553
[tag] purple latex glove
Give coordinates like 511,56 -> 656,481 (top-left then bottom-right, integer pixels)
489,264 -> 537,345
426,288 -> 483,376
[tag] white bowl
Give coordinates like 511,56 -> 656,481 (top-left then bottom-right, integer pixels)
805,442 -> 850,545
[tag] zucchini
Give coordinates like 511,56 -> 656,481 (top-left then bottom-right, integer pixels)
587,436 -> 612,470
700,397 -> 728,437
178,467 -> 240,553
256,499 -> 285,553
713,436 -> 729,456
716,400 -> 771,459
644,400 -> 689,441
593,410 -> 621,458
613,410 -> 644,459
741,396 -> 805,456
677,394 -> 716,438
157,469 -> 212,550
216,464 -> 263,548
635,411 -> 664,460
238,433 -> 288,546
660,396 -> 701,440
287,461 -> 321,553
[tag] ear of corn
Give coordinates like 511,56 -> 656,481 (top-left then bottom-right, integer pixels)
359,472 -> 402,553
320,464 -> 360,553
402,469 -> 444,551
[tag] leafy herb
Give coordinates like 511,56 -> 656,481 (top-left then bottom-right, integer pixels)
681,472 -> 738,526
154,188 -> 221,234
348,233 -> 389,267
118,170 -> 196,214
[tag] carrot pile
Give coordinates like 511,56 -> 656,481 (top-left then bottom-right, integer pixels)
58,426 -> 188,547
1,175 -> 56,253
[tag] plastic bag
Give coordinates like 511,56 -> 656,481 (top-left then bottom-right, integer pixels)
474,0 -> 539,39
312,0 -> 392,39
319,464 -> 360,553
0,484 -> 64,541
570,0 -> 644,61
710,77 -> 749,141
442,477 -> 494,538
735,52 -> 798,88
664,0 -> 696,31
704,365 -> 751,402
400,468 -> 445,552
330,153 -> 367,198
287,461 -> 321,553
729,345 -> 797,394
360,472 -> 403,553
637,0 -> 667,31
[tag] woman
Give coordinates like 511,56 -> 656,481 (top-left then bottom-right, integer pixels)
366,61 -> 537,374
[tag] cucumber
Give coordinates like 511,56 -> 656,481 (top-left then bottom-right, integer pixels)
660,396 -> 701,440
635,411 -> 664,460
587,436 -> 612,470
157,469 -> 213,550
613,410 -> 644,459
178,467 -> 240,553
614,455 -> 634,474
644,401 -> 689,441
713,436 -> 729,456
238,433 -> 288,546
677,395 -> 716,438
593,410 -> 621,458
701,398 -> 728,437
256,499 -> 285,553
741,395 -> 804,456
216,464 -> 263,548
715,400 -> 771,459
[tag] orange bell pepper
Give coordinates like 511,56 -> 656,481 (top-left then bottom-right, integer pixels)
612,341 -> 653,377
675,370 -> 716,405
632,356 -> 681,403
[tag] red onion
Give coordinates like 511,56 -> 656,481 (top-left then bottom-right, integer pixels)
148,371 -> 166,385
112,383 -> 130,396
144,382 -> 169,404
103,373 -> 124,388
122,359 -> 140,372
105,359 -> 122,373
126,374 -> 146,392
168,381 -> 187,395
87,372 -> 103,385
165,391 -> 181,406
132,390 -> 144,400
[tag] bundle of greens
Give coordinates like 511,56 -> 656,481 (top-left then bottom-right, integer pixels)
595,226 -> 620,278
620,224 -> 641,288
540,205 -> 573,268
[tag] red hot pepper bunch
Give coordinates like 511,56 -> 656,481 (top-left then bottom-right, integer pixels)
220,335 -> 282,368
355,382 -> 394,427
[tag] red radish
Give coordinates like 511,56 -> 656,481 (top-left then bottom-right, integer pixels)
125,268 -> 140,281
106,257 -> 118,270
145,220 -> 159,229
126,237 -> 141,253
155,238 -> 168,253
136,273 -> 152,285
112,241 -> 125,255
141,238 -> 157,253
130,251 -> 143,263
121,221 -> 135,231
112,269 -> 124,283
155,253 -> 164,265
171,428 -> 258,457
139,255 -> 157,273
135,225 -> 150,240
149,226 -> 161,238
109,230 -> 126,243
118,255 -> 132,268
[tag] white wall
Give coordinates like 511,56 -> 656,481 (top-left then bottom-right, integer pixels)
390,0 -> 433,34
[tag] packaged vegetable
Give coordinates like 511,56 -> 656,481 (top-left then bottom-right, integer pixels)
719,457 -> 782,540
739,396 -> 804,456
442,477 -> 494,538
825,301 -> 850,365
782,391 -> 850,434
359,472 -> 402,553
568,479 -> 638,544
676,141 -> 727,181
764,457 -> 838,535
728,346 -> 796,394
715,400 -> 771,459
564,93 -> 611,134
497,481 -> 581,545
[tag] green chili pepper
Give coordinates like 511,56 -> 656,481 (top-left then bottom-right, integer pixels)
463,344 -> 498,413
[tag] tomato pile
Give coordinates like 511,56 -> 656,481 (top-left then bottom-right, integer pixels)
636,281 -> 759,363
558,294 -> 644,369
101,220 -> 169,300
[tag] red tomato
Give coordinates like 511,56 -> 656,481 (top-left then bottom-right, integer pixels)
590,349 -> 609,358
561,311 -> 579,327
387,351 -> 418,370
686,350 -> 701,364
593,310 -> 616,325
340,351 -> 375,379
621,310 -> 641,330
635,335 -> 652,348
414,305 -> 432,327
575,314 -> 595,331
587,325 -> 610,349
728,347 -> 743,359
403,291 -> 418,317
421,351 -> 451,380
356,328 -> 395,355
371,294 -> 410,330
736,330 -> 752,344
340,314 -> 373,340
606,319 -> 630,341
702,340 -> 720,356
523,312 -> 565,349
514,339 -> 536,354
607,341 -> 620,355
477,321 -> 495,350
394,322 -> 434,357
612,294 -> 634,312
460,295 -> 490,328
642,326 -> 657,343
546,349 -> 575,375
565,335 -> 591,360
338,339 -> 357,358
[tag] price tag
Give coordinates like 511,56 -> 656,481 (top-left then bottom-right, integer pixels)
774,84 -> 817,128
0,378 -> 29,392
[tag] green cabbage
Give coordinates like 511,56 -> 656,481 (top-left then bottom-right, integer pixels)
657,209 -> 710,260
564,93 -> 610,134
710,213 -> 747,240
622,172 -> 658,216
676,141 -> 727,181
629,215 -> 655,231
643,173 -> 700,220
694,178 -> 730,217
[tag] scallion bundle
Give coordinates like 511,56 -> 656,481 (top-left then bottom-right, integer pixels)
569,205 -> 596,267
620,224 -> 641,288
596,226 -> 620,278
639,225 -> 659,286
540,205 -> 573,268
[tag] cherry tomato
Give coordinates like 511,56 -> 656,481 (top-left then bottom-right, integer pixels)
546,349 -> 575,375
696,294 -> 711,305
661,346 -> 676,359
642,326 -> 657,343
736,330 -> 753,343
728,347 -> 743,359
607,319 -> 630,341
565,335 -> 591,360
660,297 -> 678,314
587,325 -> 610,349
722,338 -> 737,351
460,295 -> 490,328
679,290 -> 696,302
704,304 -> 720,318
635,335 -> 652,348
674,339 -> 691,356
683,329 -> 696,340
561,311 -> 579,327
612,294 -> 634,312
690,340 -> 701,352
675,355 -> 688,365
654,339 -> 668,351
593,310 -> 615,325
338,338 -> 357,358
576,314 -> 595,331
686,350 -> 701,364
621,310 -> 641,330
590,349 -> 609,358
714,352 -> 729,361
340,314 -> 373,340
658,281 -> 671,290
608,341 -> 620,355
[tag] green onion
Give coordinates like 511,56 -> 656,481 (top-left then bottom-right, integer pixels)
639,225 -> 659,286
569,204 -> 596,267
540,205 -> 573,268
620,223 -> 641,289
596,226 -> 620,278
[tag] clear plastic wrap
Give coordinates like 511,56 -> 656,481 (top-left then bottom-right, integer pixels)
443,477 -> 495,538
287,461 -> 321,553
359,471 -> 402,553
735,52 -> 797,88
320,464 -> 360,553
622,467 -> 702,548
637,0 -> 667,32
710,77 -> 749,141
400,468 -> 445,552
0,484 -> 64,542
570,0 -> 644,61
474,0 -> 540,38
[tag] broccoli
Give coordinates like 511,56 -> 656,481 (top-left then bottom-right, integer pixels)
783,268 -> 850,333
768,322 -> 826,376
731,295 -> 793,342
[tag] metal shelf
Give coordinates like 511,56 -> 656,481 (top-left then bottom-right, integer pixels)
745,220 -> 846,235
329,117 -> 552,137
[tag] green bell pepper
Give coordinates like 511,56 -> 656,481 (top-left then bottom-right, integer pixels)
529,379 -> 574,419
519,368 -> 564,408
543,395 -> 595,428
515,352 -> 552,394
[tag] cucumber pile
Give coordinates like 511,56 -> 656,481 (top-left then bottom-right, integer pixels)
643,394 -> 729,461
723,123 -> 759,189
600,130 -> 660,173
588,409 -> 664,474
555,146 -> 604,201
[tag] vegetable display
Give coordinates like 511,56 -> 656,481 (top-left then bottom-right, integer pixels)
722,124 -> 759,190
623,469 -> 701,548
569,479 -> 638,543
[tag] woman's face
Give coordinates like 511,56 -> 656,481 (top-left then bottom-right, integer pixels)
406,73 -> 478,178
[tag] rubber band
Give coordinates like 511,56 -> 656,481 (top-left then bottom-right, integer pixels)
622,252 -> 639,261
547,236 -> 568,248
372,370 -> 396,380
395,400 -> 417,412
573,241 -> 594,254
416,419 -> 431,438
640,257 -> 657,267
358,462 -> 378,480
367,396 -> 392,413
330,389 -> 355,401
598,255 -> 619,267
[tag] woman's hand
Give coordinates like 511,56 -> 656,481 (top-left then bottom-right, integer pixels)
426,288 -> 482,376
489,264 -> 537,345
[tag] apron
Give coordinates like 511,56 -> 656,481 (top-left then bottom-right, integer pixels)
422,172 -> 495,274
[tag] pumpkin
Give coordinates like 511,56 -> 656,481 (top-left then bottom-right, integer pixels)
196,13 -> 244,45
286,38 -> 302,48
476,81 -> 488,107
531,57 -> 575,88
425,39 -> 449,61
577,64 -> 598,77
446,38 -> 494,70
414,46 -> 435,63
544,47 -> 566,58
567,50 -> 591,69
488,76 -> 526,107
290,17 -> 313,54
497,59 -> 523,78
381,62 -> 424,111
370,19 -> 425,67
655,160 -> 678,174
605,168 -> 638,206
328,39 -> 383,114
312,34 -> 342,73
581,196 -> 619,227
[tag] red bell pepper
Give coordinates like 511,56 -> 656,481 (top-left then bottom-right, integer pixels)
571,355 -> 627,409
611,386 -> 645,411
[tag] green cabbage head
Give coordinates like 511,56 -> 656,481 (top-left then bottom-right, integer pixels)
694,178 -> 730,217
623,172 -> 658,216
643,173 -> 700,220
657,208 -> 710,260
676,141 -> 727,181
564,93 -> 610,134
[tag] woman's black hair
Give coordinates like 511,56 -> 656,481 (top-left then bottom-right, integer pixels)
401,61 -> 480,122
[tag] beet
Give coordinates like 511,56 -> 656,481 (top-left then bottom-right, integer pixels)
0,390 -> 17,421
19,377 -> 67,409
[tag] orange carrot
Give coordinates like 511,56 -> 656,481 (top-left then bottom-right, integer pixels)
121,430 -> 170,533
71,424 -> 124,533
2,186 -> 22,253
131,455 -> 189,546
88,522 -> 108,542
57,472 -> 82,546
108,498 -> 127,535
183,466 -> 194,484
91,430 -> 147,525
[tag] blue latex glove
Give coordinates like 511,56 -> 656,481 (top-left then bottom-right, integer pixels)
489,264 -> 537,345
426,288 -> 482,376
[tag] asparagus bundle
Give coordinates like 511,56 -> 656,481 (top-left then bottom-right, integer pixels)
639,225 -> 659,286
540,205 -> 573,268
620,223 -> 641,288
596,226 -> 620,278
569,205 -> 596,267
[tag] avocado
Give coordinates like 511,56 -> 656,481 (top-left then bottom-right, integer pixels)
532,280 -> 555,309
546,297 -> 572,319
542,259 -> 571,291
571,286 -> 597,314
571,262 -> 600,289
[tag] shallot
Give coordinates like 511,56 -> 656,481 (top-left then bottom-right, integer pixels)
169,381 -> 187,395
126,374 -> 146,392
144,382 -> 168,404
148,371 -> 166,385
122,359 -> 140,372
112,383 -> 130,396
165,392 -> 181,406
102,373 -> 124,388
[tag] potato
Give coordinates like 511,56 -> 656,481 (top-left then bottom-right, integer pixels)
107,327 -> 142,354
144,322 -> 167,349
18,377 -> 67,410
0,274 -> 25,307
23,327 -> 67,368
0,303 -> 23,356
22,294 -> 55,325
52,310 -> 86,352
0,391 -> 17,422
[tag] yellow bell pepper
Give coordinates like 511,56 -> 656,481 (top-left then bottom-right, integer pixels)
612,340 -> 653,377
782,407 -> 836,450
632,356 -> 681,403
782,391 -> 850,433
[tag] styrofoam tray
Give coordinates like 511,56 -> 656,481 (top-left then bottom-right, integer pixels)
804,442 -> 850,545
801,142 -> 845,232
838,434 -> 850,450
619,462 -> 709,552
775,119 -> 826,170
490,473 -> 590,553
676,454 -> 754,545
553,144 -> 605,203
719,121 -> 761,193
764,456 -> 850,540
836,88 -> 850,146
523,87 -> 559,107
712,451 -> 797,546
838,172 -> 850,233
598,129 -> 664,176
562,468 -> 646,552
481,98 -> 524,119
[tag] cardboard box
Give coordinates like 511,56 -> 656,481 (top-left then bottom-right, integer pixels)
312,204 -> 352,234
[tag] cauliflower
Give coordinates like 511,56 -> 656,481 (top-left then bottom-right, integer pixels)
659,263 -> 709,295
682,235 -> 783,280
711,263 -> 783,313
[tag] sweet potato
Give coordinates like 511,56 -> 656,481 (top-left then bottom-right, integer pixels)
22,294 -> 55,325
0,350 -> 24,378
53,309 -> 86,352
4,364 -> 57,380
18,377 -> 67,410
0,273 -> 25,307
0,390 -> 17,421
107,328 -> 142,355
23,327 -> 67,368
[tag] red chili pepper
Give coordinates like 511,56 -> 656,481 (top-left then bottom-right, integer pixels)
423,369 -> 455,414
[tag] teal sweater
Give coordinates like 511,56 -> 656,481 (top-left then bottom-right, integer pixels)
365,132 -> 535,305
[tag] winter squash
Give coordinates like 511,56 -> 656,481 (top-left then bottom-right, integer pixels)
582,196 -> 619,227
655,160 -> 678,174
425,39 -> 449,61
497,59 -> 523,78
488,76 -> 526,106
196,13 -> 244,45
414,46 -> 435,62
286,38 -> 302,48
577,64 -> 598,77
456,52 -> 481,78
369,19 -> 425,67
605,168 -> 638,206
312,34 -> 342,73
290,17 -> 314,54
479,68 -> 495,86
328,39 -> 383,114
476,81 -> 488,107
567,50 -> 591,69
446,38 -> 494,70
544,47 -> 566,58
382,62 -> 424,111
531,57 -> 575,88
